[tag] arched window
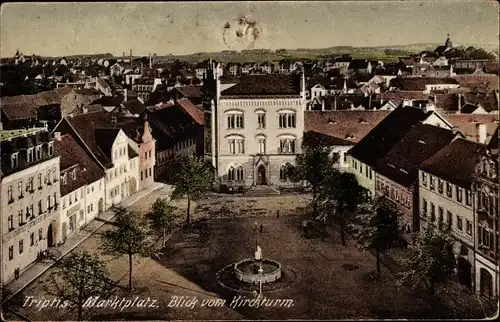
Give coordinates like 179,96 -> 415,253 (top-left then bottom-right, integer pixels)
280,163 -> 292,181
228,165 -> 244,181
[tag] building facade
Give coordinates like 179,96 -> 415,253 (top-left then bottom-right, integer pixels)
1,128 -> 60,285
205,68 -> 306,190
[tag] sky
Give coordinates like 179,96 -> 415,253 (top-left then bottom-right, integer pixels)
1,1 -> 498,57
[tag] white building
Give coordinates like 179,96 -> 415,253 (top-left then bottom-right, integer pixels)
205,67 -> 307,190
54,133 -> 106,241
1,128 -> 60,285
419,138 -> 484,290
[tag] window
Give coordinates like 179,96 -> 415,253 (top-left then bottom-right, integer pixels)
8,186 -> 13,202
279,138 -> 296,154
19,240 -> 23,254
38,200 -> 42,215
62,197 -> 66,209
141,171 -> 144,180
456,187 -> 463,203
422,198 -> 427,216
447,211 -> 452,228
369,168 -> 373,180
30,232 -> 35,246
47,195 -> 51,209
278,112 -> 296,128
466,190 -> 472,206
360,163 -> 363,174
80,210 -> 84,221
430,203 -> 435,221
9,246 -> 13,260
457,215 -> 463,231
38,173 -> 42,189
354,160 -> 358,170
72,169 -> 76,180
69,194 -> 73,205
28,177 -> 34,192
36,145 -> 42,160
280,164 -> 291,181
446,182 -> 452,197
438,207 -> 444,223
8,214 -> 14,230
228,138 -> 244,154
227,113 -> 244,129
257,113 -> 266,129
27,148 -> 34,163
421,172 -> 427,186
148,150 -> 151,158
11,153 -> 18,168
466,220 -> 472,235
430,175 -> 435,190
258,138 -> 266,154
479,228 -> 491,248
48,142 -> 53,156
438,179 -> 443,194
228,166 -> 244,181
39,228 -> 42,241
53,192 -> 57,206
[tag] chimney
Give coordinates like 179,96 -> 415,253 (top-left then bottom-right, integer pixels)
457,93 -> 462,110
54,132 -> 62,141
343,78 -> 347,94
477,123 -> 487,144
333,95 -> 337,111
149,53 -> 152,69
83,106 -> 88,114
321,99 -> 325,111
124,88 -> 128,102
369,94 -> 372,110
130,49 -> 133,68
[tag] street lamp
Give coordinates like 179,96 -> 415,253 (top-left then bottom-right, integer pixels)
253,221 -> 259,250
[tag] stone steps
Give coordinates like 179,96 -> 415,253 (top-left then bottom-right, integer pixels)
244,186 -> 281,197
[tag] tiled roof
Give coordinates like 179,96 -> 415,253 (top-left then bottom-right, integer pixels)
175,85 -> 203,98
54,134 -> 105,196
95,128 -> 120,160
420,138 -> 485,188
63,111 -> 143,168
487,126 -> 498,151
176,98 -> 204,125
452,75 -> 499,91
91,95 -> 124,107
376,123 -> 457,187
389,77 -> 459,91
444,114 -> 499,142
348,106 -> 432,165
220,74 -> 301,97
304,110 -> 390,145
1,99 -> 39,120
122,99 -> 147,115
462,92 -> 498,112
375,91 -> 429,101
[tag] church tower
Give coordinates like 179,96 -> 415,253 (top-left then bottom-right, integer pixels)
445,33 -> 453,49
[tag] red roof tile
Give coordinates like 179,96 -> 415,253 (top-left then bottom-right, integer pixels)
444,114 -> 499,142
304,110 -> 390,145
176,98 -> 204,125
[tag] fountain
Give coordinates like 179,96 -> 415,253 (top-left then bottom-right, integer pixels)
216,221 -> 294,294
233,245 -> 282,285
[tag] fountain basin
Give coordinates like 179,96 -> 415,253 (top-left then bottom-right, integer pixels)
234,258 -> 282,285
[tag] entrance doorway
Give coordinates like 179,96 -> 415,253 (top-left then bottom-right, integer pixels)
257,165 -> 267,185
47,221 -> 56,247
457,257 -> 472,288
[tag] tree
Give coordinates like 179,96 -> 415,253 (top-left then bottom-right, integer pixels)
100,207 -> 152,290
351,197 -> 402,278
285,145 -> 338,216
171,155 -> 214,225
147,198 -> 176,246
46,251 -> 114,321
397,226 -> 456,298
317,171 -> 367,246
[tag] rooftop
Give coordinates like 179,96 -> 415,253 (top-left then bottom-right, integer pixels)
0,127 -> 48,142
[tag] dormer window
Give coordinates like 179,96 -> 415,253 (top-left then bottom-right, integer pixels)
11,153 -> 19,168
62,173 -> 67,184
72,169 -> 76,180
48,142 -> 54,156
35,145 -> 42,160
27,148 -> 34,163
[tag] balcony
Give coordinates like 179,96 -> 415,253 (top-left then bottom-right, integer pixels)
8,198 -> 14,204
18,194 -> 24,200
8,226 -> 15,232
